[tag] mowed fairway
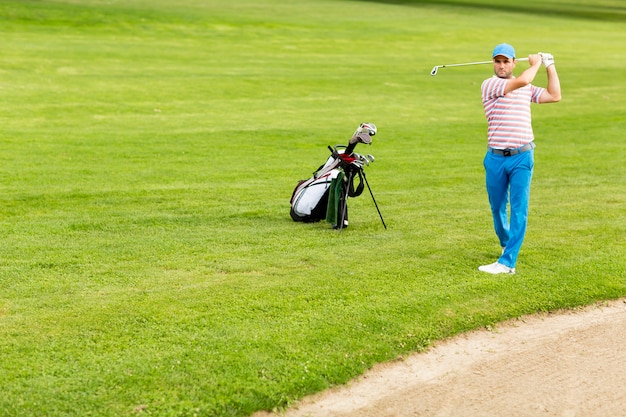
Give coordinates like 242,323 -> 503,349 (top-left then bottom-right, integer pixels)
0,0 -> 624,416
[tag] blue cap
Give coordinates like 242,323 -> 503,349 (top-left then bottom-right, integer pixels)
492,43 -> 516,59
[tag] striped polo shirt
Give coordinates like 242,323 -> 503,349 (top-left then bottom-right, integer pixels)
481,76 -> 544,149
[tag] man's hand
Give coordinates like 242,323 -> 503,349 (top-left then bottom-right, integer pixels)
539,52 -> 555,68
528,54 -> 542,67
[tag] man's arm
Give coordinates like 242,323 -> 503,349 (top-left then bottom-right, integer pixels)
504,54 -> 542,94
539,64 -> 561,103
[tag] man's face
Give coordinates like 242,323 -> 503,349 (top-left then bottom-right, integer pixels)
493,55 -> 515,79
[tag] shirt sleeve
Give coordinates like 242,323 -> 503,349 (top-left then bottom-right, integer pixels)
481,76 -> 508,101
531,85 -> 545,103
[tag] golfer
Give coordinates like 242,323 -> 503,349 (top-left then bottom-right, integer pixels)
478,43 -> 561,274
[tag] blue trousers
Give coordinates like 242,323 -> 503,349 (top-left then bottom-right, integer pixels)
483,149 -> 534,268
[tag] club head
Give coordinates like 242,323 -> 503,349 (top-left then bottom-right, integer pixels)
354,153 -> 369,166
366,154 -> 375,163
430,66 -> 439,76
354,122 -> 377,137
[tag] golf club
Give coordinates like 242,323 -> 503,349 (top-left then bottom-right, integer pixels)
430,57 -> 528,76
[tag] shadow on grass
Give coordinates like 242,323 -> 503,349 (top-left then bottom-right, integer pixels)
350,0 -> 626,22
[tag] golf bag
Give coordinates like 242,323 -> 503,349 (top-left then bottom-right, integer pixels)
290,123 -> 380,230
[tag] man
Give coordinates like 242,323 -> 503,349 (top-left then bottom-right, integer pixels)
478,43 -> 561,274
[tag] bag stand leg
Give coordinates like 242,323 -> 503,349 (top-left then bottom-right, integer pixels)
362,170 -> 387,230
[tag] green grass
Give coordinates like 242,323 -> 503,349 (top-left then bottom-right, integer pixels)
0,0 -> 625,415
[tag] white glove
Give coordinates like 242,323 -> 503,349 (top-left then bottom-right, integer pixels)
539,52 -> 555,68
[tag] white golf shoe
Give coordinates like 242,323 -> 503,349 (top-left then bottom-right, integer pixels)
478,262 -> 515,275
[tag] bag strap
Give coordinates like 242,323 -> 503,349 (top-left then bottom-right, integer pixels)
347,167 -> 364,197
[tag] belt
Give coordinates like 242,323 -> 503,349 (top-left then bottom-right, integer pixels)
488,142 -> 535,157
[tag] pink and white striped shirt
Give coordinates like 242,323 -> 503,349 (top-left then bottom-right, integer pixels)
481,76 -> 544,149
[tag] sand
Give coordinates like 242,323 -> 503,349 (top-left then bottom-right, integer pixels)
254,298 -> 626,417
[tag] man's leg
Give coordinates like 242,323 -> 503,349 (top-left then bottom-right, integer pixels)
484,153 -> 510,248
498,151 -> 534,268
